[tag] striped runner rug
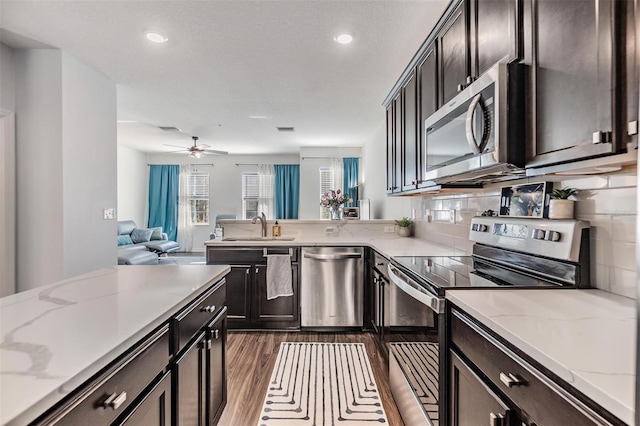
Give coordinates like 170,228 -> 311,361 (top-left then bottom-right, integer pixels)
258,342 -> 388,425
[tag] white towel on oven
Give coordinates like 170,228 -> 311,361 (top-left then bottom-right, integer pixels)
266,254 -> 293,300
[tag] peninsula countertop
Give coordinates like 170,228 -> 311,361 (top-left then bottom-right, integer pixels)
446,289 -> 636,425
0,264 -> 230,426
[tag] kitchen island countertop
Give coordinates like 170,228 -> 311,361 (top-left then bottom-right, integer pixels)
0,265 -> 230,426
447,289 -> 636,424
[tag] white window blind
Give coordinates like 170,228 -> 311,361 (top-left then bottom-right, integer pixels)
319,167 -> 334,219
242,173 -> 259,219
188,172 -> 209,225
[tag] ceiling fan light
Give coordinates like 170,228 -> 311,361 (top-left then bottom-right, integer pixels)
190,151 -> 202,158
145,31 -> 168,44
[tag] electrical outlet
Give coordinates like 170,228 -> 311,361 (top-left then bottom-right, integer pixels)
325,226 -> 337,234
103,208 -> 116,220
384,225 -> 395,233
449,209 -> 456,224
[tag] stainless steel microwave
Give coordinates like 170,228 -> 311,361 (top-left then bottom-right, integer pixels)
422,63 -> 525,187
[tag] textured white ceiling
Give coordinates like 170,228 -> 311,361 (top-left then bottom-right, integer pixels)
0,0 -> 449,155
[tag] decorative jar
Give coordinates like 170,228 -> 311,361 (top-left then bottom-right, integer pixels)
328,205 -> 343,220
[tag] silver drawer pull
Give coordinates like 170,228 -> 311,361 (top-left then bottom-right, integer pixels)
103,391 -> 127,410
200,305 -> 216,313
499,372 -> 523,388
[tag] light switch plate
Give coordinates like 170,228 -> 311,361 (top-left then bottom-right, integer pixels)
103,208 -> 116,220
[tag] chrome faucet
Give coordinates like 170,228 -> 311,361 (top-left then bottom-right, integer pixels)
251,212 -> 267,237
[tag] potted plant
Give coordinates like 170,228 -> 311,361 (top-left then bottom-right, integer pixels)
395,217 -> 414,237
548,187 -> 578,219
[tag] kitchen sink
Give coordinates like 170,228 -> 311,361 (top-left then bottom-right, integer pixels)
222,237 -> 296,241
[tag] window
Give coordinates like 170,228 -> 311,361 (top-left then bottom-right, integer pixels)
319,167 -> 334,219
188,172 -> 209,225
242,173 -> 259,219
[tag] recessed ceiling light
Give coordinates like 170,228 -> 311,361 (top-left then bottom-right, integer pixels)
145,31 -> 168,43
334,33 -> 353,45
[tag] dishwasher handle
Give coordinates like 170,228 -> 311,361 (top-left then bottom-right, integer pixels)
303,252 -> 362,260
388,264 -> 444,314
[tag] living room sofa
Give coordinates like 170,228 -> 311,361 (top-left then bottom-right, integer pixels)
117,220 -> 180,265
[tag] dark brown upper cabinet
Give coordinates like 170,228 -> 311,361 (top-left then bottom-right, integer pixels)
393,94 -> 403,193
417,44 -> 438,189
471,0 -> 519,77
401,71 -> 418,191
386,104 -> 395,194
525,0 -> 623,169
439,1 -> 469,105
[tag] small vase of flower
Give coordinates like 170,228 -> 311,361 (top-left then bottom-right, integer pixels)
548,187 -> 578,219
395,217 -> 414,237
320,189 -> 353,220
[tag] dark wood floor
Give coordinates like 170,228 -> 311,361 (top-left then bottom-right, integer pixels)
218,331 -> 404,426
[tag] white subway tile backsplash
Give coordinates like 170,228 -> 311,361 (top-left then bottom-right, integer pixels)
612,215 -> 637,243
592,264 -> 610,292
611,241 -> 637,271
575,187 -> 637,216
578,214 -> 612,241
609,268 -> 637,299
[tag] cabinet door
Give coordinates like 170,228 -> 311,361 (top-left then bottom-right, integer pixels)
401,71 -> 418,192
439,1 -> 469,104
206,310 -> 227,426
225,265 -> 251,328
254,263 -> 299,327
528,0 -> 616,167
393,94 -> 403,192
117,372 -> 172,426
417,44 -> 438,189
449,351 -> 512,426
386,104 -> 395,193
174,333 -> 206,426
471,0 -> 518,77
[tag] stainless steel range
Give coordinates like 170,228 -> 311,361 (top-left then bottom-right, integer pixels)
387,216 -> 590,426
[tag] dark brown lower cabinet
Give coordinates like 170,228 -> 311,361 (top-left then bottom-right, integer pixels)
449,351 -> 513,426
174,308 -> 227,426
118,372 -> 172,426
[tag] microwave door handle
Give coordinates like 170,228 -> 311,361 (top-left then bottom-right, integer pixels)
465,93 -> 490,154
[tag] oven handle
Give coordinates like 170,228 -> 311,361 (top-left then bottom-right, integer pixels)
388,264 -> 444,314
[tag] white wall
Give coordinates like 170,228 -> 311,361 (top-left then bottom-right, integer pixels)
1,43 -> 16,112
145,153 -> 299,251
118,145 -> 148,226
61,52 -> 117,278
361,120 -> 411,219
13,48 -> 117,291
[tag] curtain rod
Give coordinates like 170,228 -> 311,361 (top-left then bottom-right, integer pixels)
147,163 -> 215,166
301,156 -> 361,160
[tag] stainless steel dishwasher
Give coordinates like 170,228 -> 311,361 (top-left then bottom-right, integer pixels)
301,247 -> 364,328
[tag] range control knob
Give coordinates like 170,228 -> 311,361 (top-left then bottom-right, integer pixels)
545,231 -> 561,242
472,223 -> 488,232
532,229 -> 546,240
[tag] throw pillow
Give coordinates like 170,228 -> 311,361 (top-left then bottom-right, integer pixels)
117,235 -> 134,246
149,227 -> 164,240
131,228 -> 153,244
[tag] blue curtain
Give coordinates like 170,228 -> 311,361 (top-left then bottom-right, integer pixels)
274,165 -> 300,219
148,165 -> 179,241
343,157 -> 359,207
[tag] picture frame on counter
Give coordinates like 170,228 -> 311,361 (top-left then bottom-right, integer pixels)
499,182 -> 553,218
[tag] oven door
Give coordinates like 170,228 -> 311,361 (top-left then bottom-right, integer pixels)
387,264 -> 446,426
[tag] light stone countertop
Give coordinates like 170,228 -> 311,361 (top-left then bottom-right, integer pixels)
0,265 -> 230,426
446,289 -> 636,425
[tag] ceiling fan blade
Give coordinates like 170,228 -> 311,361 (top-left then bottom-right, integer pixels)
203,149 -> 228,155
163,143 -> 190,149
194,144 -> 210,150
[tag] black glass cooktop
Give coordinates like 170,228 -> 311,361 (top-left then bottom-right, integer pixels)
391,255 -> 566,292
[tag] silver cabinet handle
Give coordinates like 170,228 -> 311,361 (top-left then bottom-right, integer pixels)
465,93 -> 490,154
102,391 -> 127,410
303,252 -> 362,260
499,372 -> 523,388
200,305 -> 216,313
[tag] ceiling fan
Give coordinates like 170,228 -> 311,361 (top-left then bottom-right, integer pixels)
164,136 -> 228,158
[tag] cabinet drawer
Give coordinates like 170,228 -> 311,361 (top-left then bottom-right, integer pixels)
36,326 -> 170,426
372,250 -> 389,280
207,247 -> 299,263
172,279 -> 226,354
451,310 -> 614,425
